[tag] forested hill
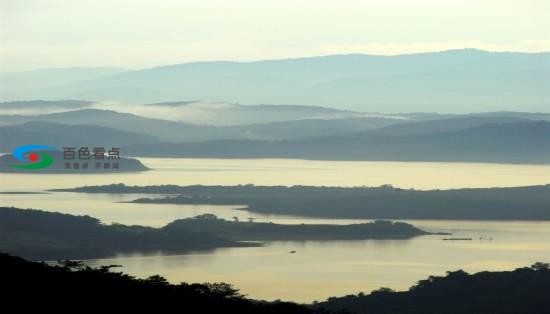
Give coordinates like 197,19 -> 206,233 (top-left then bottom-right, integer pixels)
1,253 -> 548,313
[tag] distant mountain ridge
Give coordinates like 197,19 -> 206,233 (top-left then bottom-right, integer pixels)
0,100 -> 93,110
1,49 -> 548,112
1,107 -> 549,163
0,108 -> 405,144
0,121 -> 158,151
122,121 -> 550,163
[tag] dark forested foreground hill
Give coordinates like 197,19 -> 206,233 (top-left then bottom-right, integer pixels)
0,253 -> 312,313
0,207 -> 431,260
1,253 -> 549,313
56,183 -> 550,220
314,262 -> 550,314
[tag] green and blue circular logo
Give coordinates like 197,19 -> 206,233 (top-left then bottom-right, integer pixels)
9,145 -> 59,169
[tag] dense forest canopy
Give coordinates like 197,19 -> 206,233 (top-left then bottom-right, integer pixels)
1,252 -> 548,313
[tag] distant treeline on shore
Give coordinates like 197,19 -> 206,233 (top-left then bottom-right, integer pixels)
52,183 -> 550,220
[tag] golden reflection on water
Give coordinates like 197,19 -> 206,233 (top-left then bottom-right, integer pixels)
2,158 -> 550,191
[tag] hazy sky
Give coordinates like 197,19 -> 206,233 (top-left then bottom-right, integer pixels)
1,0 -> 549,71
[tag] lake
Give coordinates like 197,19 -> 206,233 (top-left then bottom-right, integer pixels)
1,158 -> 549,302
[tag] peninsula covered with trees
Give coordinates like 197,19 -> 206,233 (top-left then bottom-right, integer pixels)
0,207 -> 434,260
51,183 -> 550,220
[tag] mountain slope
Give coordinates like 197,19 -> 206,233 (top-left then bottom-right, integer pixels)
123,121 -> 550,163
0,108 -> 406,141
365,116 -> 529,136
0,100 -> 93,110
0,121 -> 158,152
0,67 -> 125,100
0,109 -> 224,142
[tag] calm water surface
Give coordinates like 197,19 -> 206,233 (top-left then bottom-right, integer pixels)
1,158 -> 549,302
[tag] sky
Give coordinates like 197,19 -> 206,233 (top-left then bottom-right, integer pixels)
1,0 -> 549,71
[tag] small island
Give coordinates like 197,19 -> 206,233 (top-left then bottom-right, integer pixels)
163,213 -> 441,241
